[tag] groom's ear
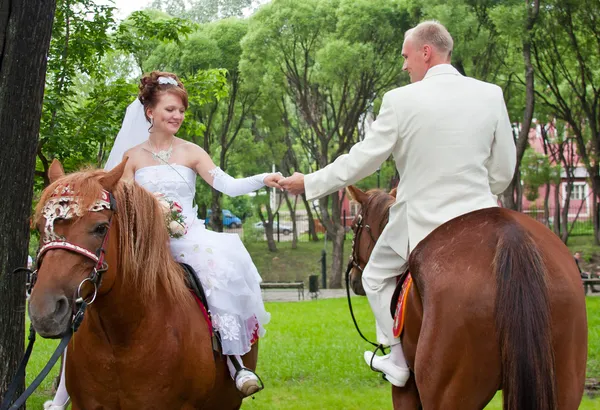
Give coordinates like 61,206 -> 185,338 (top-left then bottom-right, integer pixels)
99,157 -> 128,191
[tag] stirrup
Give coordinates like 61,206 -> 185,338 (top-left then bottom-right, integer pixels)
234,367 -> 265,398
368,344 -> 388,371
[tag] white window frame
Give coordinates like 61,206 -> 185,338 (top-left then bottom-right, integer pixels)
562,182 -> 589,217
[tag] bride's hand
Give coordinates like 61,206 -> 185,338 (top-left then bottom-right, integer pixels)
264,173 -> 284,190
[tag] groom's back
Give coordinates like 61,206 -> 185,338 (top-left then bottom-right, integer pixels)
389,72 -> 507,204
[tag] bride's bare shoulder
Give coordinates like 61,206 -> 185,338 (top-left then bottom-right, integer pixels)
124,142 -> 147,158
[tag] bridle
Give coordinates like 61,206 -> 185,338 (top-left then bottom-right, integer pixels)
345,195 -> 391,350
348,199 -> 379,275
0,190 -> 117,410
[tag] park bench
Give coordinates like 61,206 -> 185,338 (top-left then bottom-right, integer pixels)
260,281 -> 304,300
583,278 -> 600,295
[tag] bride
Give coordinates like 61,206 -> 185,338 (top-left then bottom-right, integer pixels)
45,71 -> 281,409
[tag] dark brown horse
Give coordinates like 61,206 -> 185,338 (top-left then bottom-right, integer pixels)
347,185 -> 587,410
28,159 -> 258,409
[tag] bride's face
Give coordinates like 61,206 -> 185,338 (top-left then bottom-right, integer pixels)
148,92 -> 186,135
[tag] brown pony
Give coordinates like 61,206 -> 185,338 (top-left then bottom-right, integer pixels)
347,185 -> 587,410
28,160 -> 258,409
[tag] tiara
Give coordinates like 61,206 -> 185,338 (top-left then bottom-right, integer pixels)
158,76 -> 178,86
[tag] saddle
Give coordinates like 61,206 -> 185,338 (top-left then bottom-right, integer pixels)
180,263 -> 222,353
390,265 -> 413,339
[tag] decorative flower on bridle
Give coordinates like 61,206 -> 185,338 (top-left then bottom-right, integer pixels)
41,185 -> 112,244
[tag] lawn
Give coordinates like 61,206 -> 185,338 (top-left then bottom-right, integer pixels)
23,297 -> 600,409
244,240 -> 353,285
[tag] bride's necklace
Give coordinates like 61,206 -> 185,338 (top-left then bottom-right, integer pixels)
148,139 -> 173,164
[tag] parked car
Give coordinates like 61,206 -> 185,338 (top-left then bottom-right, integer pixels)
254,221 -> 293,235
205,209 -> 242,228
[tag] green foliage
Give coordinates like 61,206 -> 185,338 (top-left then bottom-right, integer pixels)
520,147 -> 561,202
223,194 -> 254,220
114,10 -> 197,72
150,0 -> 255,23
38,0 -> 118,180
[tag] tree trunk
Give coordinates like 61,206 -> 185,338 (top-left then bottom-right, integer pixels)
210,190 -> 223,232
318,192 -> 345,288
592,178 -> 600,245
553,183 -> 561,237
284,193 -> 298,250
330,227 -> 345,289
0,0 -> 56,404
543,182 -> 551,228
301,194 -> 319,242
561,181 -> 573,244
594,192 -> 599,246
501,0 -> 540,210
256,189 -> 277,252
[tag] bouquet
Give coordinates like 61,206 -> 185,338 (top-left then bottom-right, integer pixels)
154,192 -> 187,238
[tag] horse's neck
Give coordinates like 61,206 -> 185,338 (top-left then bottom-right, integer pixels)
87,269 -> 179,346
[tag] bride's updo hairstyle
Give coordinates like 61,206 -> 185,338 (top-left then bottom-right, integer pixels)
138,71 -> 189,121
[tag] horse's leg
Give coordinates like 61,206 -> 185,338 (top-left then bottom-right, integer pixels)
391,283 -> 423,409
414,312 -> 499,409
203,342 -> 260,410
549,277 -> 588,409
392,375 -> 420,409
412,268 -> 500,409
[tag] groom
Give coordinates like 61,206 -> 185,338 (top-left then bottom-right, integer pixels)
280,20 -> 516,386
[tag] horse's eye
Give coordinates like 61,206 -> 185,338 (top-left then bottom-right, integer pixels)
93,224 -> 108,236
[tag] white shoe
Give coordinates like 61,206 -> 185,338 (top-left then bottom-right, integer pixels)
235,369 -> 263,397
363,351 -> 410,387
43,401 -> 67,410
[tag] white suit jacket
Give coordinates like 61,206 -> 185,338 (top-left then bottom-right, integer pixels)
305,64 -> 516,259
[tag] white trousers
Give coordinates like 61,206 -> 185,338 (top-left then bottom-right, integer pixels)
361,236 -> 407,347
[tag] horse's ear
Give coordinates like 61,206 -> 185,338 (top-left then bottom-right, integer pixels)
48,159 -> 65,184
389,187 -> 397,198
347,185 -> 368,204
99,157 -> 128,191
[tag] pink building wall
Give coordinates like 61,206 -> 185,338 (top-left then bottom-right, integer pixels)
521,123 -> 592,220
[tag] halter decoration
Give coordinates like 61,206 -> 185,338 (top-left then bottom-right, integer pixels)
34,184 -> 117,305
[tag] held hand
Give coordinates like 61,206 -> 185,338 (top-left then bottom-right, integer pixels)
264,172 -> 284,190
280,172 -> 305,195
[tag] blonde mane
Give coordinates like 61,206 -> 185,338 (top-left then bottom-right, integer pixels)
35,168 -> 190,303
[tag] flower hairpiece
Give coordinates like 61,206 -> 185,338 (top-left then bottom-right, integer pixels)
158,76 -> 179,86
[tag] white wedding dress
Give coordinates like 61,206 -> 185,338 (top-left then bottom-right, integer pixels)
135,163 -> 270,355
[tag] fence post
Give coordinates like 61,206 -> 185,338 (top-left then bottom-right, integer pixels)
321,249 -> 327,289
277,212 -> 280,243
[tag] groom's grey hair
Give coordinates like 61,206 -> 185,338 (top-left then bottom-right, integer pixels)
405,20 -> 453,58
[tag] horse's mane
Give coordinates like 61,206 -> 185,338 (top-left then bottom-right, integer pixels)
364,188 -> 395,212
35,168 -> 190,303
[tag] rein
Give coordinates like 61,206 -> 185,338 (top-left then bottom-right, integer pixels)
0,193 -> 116,410
345,195 -> 389,351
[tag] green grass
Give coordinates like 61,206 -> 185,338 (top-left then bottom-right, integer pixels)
244,240 -> 353,285
25,297 -> 600,409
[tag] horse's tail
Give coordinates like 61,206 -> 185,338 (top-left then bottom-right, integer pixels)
494,222 -> 557,410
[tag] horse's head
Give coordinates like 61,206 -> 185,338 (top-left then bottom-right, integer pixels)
347,185 -> 396,296
28,159 -> 126,338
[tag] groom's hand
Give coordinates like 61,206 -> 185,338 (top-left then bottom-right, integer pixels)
280,172 -> 305,195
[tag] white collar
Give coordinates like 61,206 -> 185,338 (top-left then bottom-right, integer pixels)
423,64 -> 462,80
